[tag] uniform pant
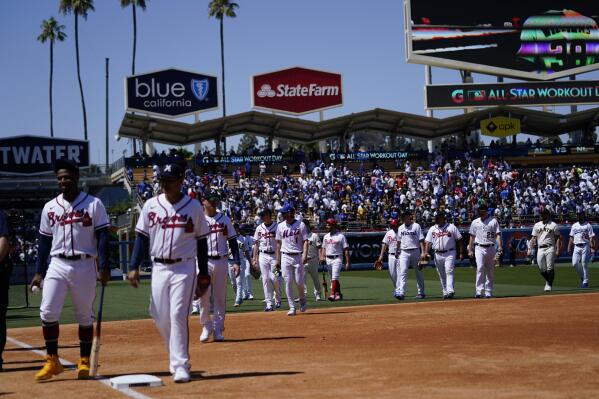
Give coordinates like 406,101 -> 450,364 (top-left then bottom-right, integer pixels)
150,260 -> 195,371
537,246 -> 556,272
228,259 -> 246,302
199,257 -> 228,332
326,257 -> 343,280
396,249 -> 424,296
387,254 -> 398,288
304,258 -> 321,297
243,259 -> 254,298
0,266 -> 10,365
434,251 -> 455,295
573,245 -> 590,284
40,257 -> 96,326
259,253 -> 281,307
281,253 -> 305,310
475,246 -> 496,296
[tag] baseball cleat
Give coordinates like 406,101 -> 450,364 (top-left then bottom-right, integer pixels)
446,292 -> 455,299
581,281 -> 589,288
315,294 -> 321,301
264,306 -> 274,312
300,300 -> 307,313
327,294 -> 336,302
35,354 -> 64,381
173,367 -> 191,383
394,293 -> 405,300
247,294 -> 254,300
200,327 -> 212,343
334,293 -> 342,301
214,330 -> 224,342
294,298 -> 300,303
287,309 -> 296,316
443,294 -> 448,299
475,294 -> 482,299
484,294 -> 493,299
76,357 -> 91,380
275,301 -> 282,309
544,283 -> 552,292
414,294 -> 426,300
234,299 -> 242,307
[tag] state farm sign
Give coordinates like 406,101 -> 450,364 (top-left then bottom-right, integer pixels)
251,67 -> 343,115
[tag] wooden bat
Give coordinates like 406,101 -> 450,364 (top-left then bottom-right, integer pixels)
321,267 -> 328,298
89,284 -> 105,377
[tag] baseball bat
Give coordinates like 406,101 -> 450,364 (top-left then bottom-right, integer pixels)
322,269 -> 328,298
89,284 -> 105,377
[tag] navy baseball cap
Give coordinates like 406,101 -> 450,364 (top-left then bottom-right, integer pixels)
478,203 -> 489,211
53,158 -> 79,174
204,191 -> 221,203
161,163 -> 184,179
280,203 -> 294,213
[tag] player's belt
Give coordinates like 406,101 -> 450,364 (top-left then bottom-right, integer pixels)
326,255 -> 340,259
574,243 -> 588,248
208,255 -> 226,260
435,248 -> 455,254
475,243 -> 493,248
388,252 -> 396,255
282,252 -> 301,255
57,254 -> 92,260
260,250 -> 275,254
154,257 -> 182,264
538,244 -> 553,249
401,248 -> 418,251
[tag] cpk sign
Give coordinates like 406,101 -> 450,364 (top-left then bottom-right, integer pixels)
125,68 -> 218,118
252,67 -> 343,115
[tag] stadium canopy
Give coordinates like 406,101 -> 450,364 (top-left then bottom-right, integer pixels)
117,106 -> 599,147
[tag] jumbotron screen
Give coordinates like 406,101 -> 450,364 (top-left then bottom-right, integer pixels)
405,0 -> 599,80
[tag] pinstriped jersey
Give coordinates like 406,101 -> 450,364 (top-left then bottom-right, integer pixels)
39,191 -> 109,257
135,193 -> 209,260
253,222 -> 278,253
204,212 -> 237,257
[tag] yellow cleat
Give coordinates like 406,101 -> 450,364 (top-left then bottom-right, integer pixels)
77,357 -> 91,380
35,355 -> 64,381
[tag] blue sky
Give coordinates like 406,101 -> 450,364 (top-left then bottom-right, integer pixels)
1,1 -> 598,164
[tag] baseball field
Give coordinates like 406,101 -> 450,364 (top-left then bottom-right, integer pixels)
3,263 -> 599,398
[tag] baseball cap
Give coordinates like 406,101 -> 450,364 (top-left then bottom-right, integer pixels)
326,218 -> 337,226
204,191 -> 221,203
280,204 -> 295,213
390,219 -> 399,227
161,163 -> 184,179
53,158 -> 79,174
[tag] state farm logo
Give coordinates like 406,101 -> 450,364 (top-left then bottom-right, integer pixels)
257,84 -> 276,98
256,83 -> 340,98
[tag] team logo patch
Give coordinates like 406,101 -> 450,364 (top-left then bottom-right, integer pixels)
191,79 -> 209,101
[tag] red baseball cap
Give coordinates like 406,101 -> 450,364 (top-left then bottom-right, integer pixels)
390,219 -> 399,227
326,218 -> 337,226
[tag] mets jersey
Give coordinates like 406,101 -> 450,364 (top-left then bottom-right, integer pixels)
425,223 -> 462,251
322,232 -> 349,256
204,212 -> 237,257
469,217 -> 500,245
531,221 -> 560,247
39,192 -> 110,257
570,222 -> 595,245
254,222 -> 278,253
276,220 -> 308,253
397,223 -> 424,250
135,193 -> 209,260
382,229 -> 398,254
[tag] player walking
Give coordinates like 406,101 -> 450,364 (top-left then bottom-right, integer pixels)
0,208 -> 13,372
393,211 -> 426,300
320,219 -> 350,301
30,159 -> 111,381
568,212 -> 597,288
303,220 -> 322,301
228,223 -> 249,307
275,204 -> 309,316
374,219 -> 399,294
467,204 -> 502,298
252,209 -> 282,311
528,209 -> 562,292
197,192 -> 240,341
128,163 -> 209,383
423,211 -> 463,299
242,227 -> 255,300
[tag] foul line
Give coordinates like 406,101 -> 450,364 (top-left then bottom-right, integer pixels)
5,336 -> 153,399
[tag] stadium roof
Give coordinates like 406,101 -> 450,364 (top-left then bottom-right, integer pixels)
117,106 -> 599,145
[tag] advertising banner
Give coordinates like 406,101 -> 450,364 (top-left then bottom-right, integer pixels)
426,80 -> 599,109
327,151 -> 426,162
197,154 -> 294,165
406,1 -> 599,80
0,136 -> 89,175
125,68 -> 218,118
252,67 -> 343,115
480,116 -> 521,137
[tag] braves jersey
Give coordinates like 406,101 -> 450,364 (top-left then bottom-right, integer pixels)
531,221 -> 560,247
306,232 -> 321,259
322,232 -> 349,256
254,222 -> 278,253
39,192 -> 110,257
425,223 -> 462,251
135,194 -> 209,260
204,212 -> 237,257
469,217 -> 500,245
397,223 -> 424,250
382,229 -> 398,254
276,220 -> 308,253
569,222 -> 595,245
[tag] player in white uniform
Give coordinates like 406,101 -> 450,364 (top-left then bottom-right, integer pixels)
242,228 -> 255,300
30,159 -> 111,381
320,219 -> 350,301
303,220 -> 322,301
252,209 -> 282,311
568,212 -> 597,288
528,209 -> 562,292
275,204 -> 309,316
128,163 -> 209,383
228,223 -> 250,307
423,211 -> 464,299
393,211 -> 426,300
375,219 -> 400,293
468,204 -> 502,298
197,192 -> 240,341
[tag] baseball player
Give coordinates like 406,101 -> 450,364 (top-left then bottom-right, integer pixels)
467,204 -> 502,298
374,219 -> 400,294
568,212 -> 597,288
423,211 -> 463,299
528,209 -> 562,292
393,210 -> 426,300
30,159 -> 111,381
242,227 -> 255,300
303,220 -> 322,301
320,219 -> 350,301
128,163 -> 209,383
252,209 -> 282,311
0,209 -> 13,372
275,204 -> 309,316
228,223 -> 250,307
196,192 -> 240,341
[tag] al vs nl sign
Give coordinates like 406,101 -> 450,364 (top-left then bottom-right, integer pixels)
251,67 -> 343,115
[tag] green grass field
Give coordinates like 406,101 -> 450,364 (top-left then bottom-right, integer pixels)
7,263 -> 598,329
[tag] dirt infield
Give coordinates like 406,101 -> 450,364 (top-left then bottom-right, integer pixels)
2,293 -> 599,398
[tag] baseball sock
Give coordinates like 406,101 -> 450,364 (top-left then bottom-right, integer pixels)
42,321 -> 59,356
336,280 -> 342,295
547,270 -> 555,286
79,325 -> 93,358
330,280 -> 337,296
540,271 -> 548,282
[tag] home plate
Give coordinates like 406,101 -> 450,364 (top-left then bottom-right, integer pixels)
110,374 -> 163,389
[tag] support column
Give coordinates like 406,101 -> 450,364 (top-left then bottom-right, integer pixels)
425,65 -> 434,153
144,140 -> 155,156
215,135 -> 221,156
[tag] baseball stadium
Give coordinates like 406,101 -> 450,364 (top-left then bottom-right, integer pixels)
1,1 -> 599,398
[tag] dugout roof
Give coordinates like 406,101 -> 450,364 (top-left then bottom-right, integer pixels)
116,106 -> 599,145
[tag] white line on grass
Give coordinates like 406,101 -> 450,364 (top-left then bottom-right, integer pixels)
6,336 -> 153,399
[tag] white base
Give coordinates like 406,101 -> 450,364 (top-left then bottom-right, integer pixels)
110,374 -> 163,389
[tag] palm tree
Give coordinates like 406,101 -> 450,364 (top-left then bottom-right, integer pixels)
120,0 -> 147,76
59,0 -> 94,141
208,0 -> 239,153
37,17 -> 67,138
